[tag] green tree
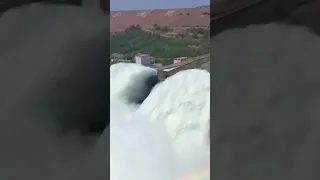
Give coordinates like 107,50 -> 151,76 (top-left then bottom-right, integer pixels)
153,24 -> 160,30
110,26 -> 209,63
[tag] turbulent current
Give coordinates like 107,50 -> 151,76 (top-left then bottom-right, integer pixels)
110,63 -> 210,180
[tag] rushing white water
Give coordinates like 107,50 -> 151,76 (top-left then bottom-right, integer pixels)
110,63 -> 210,179
110,63 -> 157,104
110,99 -> 177,180
138,69 -> 210,172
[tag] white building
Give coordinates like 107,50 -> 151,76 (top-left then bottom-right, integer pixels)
135,54 -> 150,66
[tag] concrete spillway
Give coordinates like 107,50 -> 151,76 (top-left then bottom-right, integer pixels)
157,54 -> 210,80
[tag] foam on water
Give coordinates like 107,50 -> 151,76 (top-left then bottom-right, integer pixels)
110,63 -> 157,105
110,99 -> 177,180
110,63 -> 210,179
138,69 -> 210,172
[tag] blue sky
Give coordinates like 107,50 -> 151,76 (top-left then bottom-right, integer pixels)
110,0 -> 210,10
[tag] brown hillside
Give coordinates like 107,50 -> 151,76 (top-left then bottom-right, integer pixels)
111,8 -> 210,32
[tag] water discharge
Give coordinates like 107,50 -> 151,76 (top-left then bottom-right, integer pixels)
110,63 -> 210,180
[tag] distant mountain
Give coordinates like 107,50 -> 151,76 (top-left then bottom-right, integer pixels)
196,5 -> 210,8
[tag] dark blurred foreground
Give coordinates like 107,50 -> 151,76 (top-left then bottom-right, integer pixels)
0,0 -> 109,13
0,4 -> 109,180
211,23 -> 320,180
211,0 -> 320,36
